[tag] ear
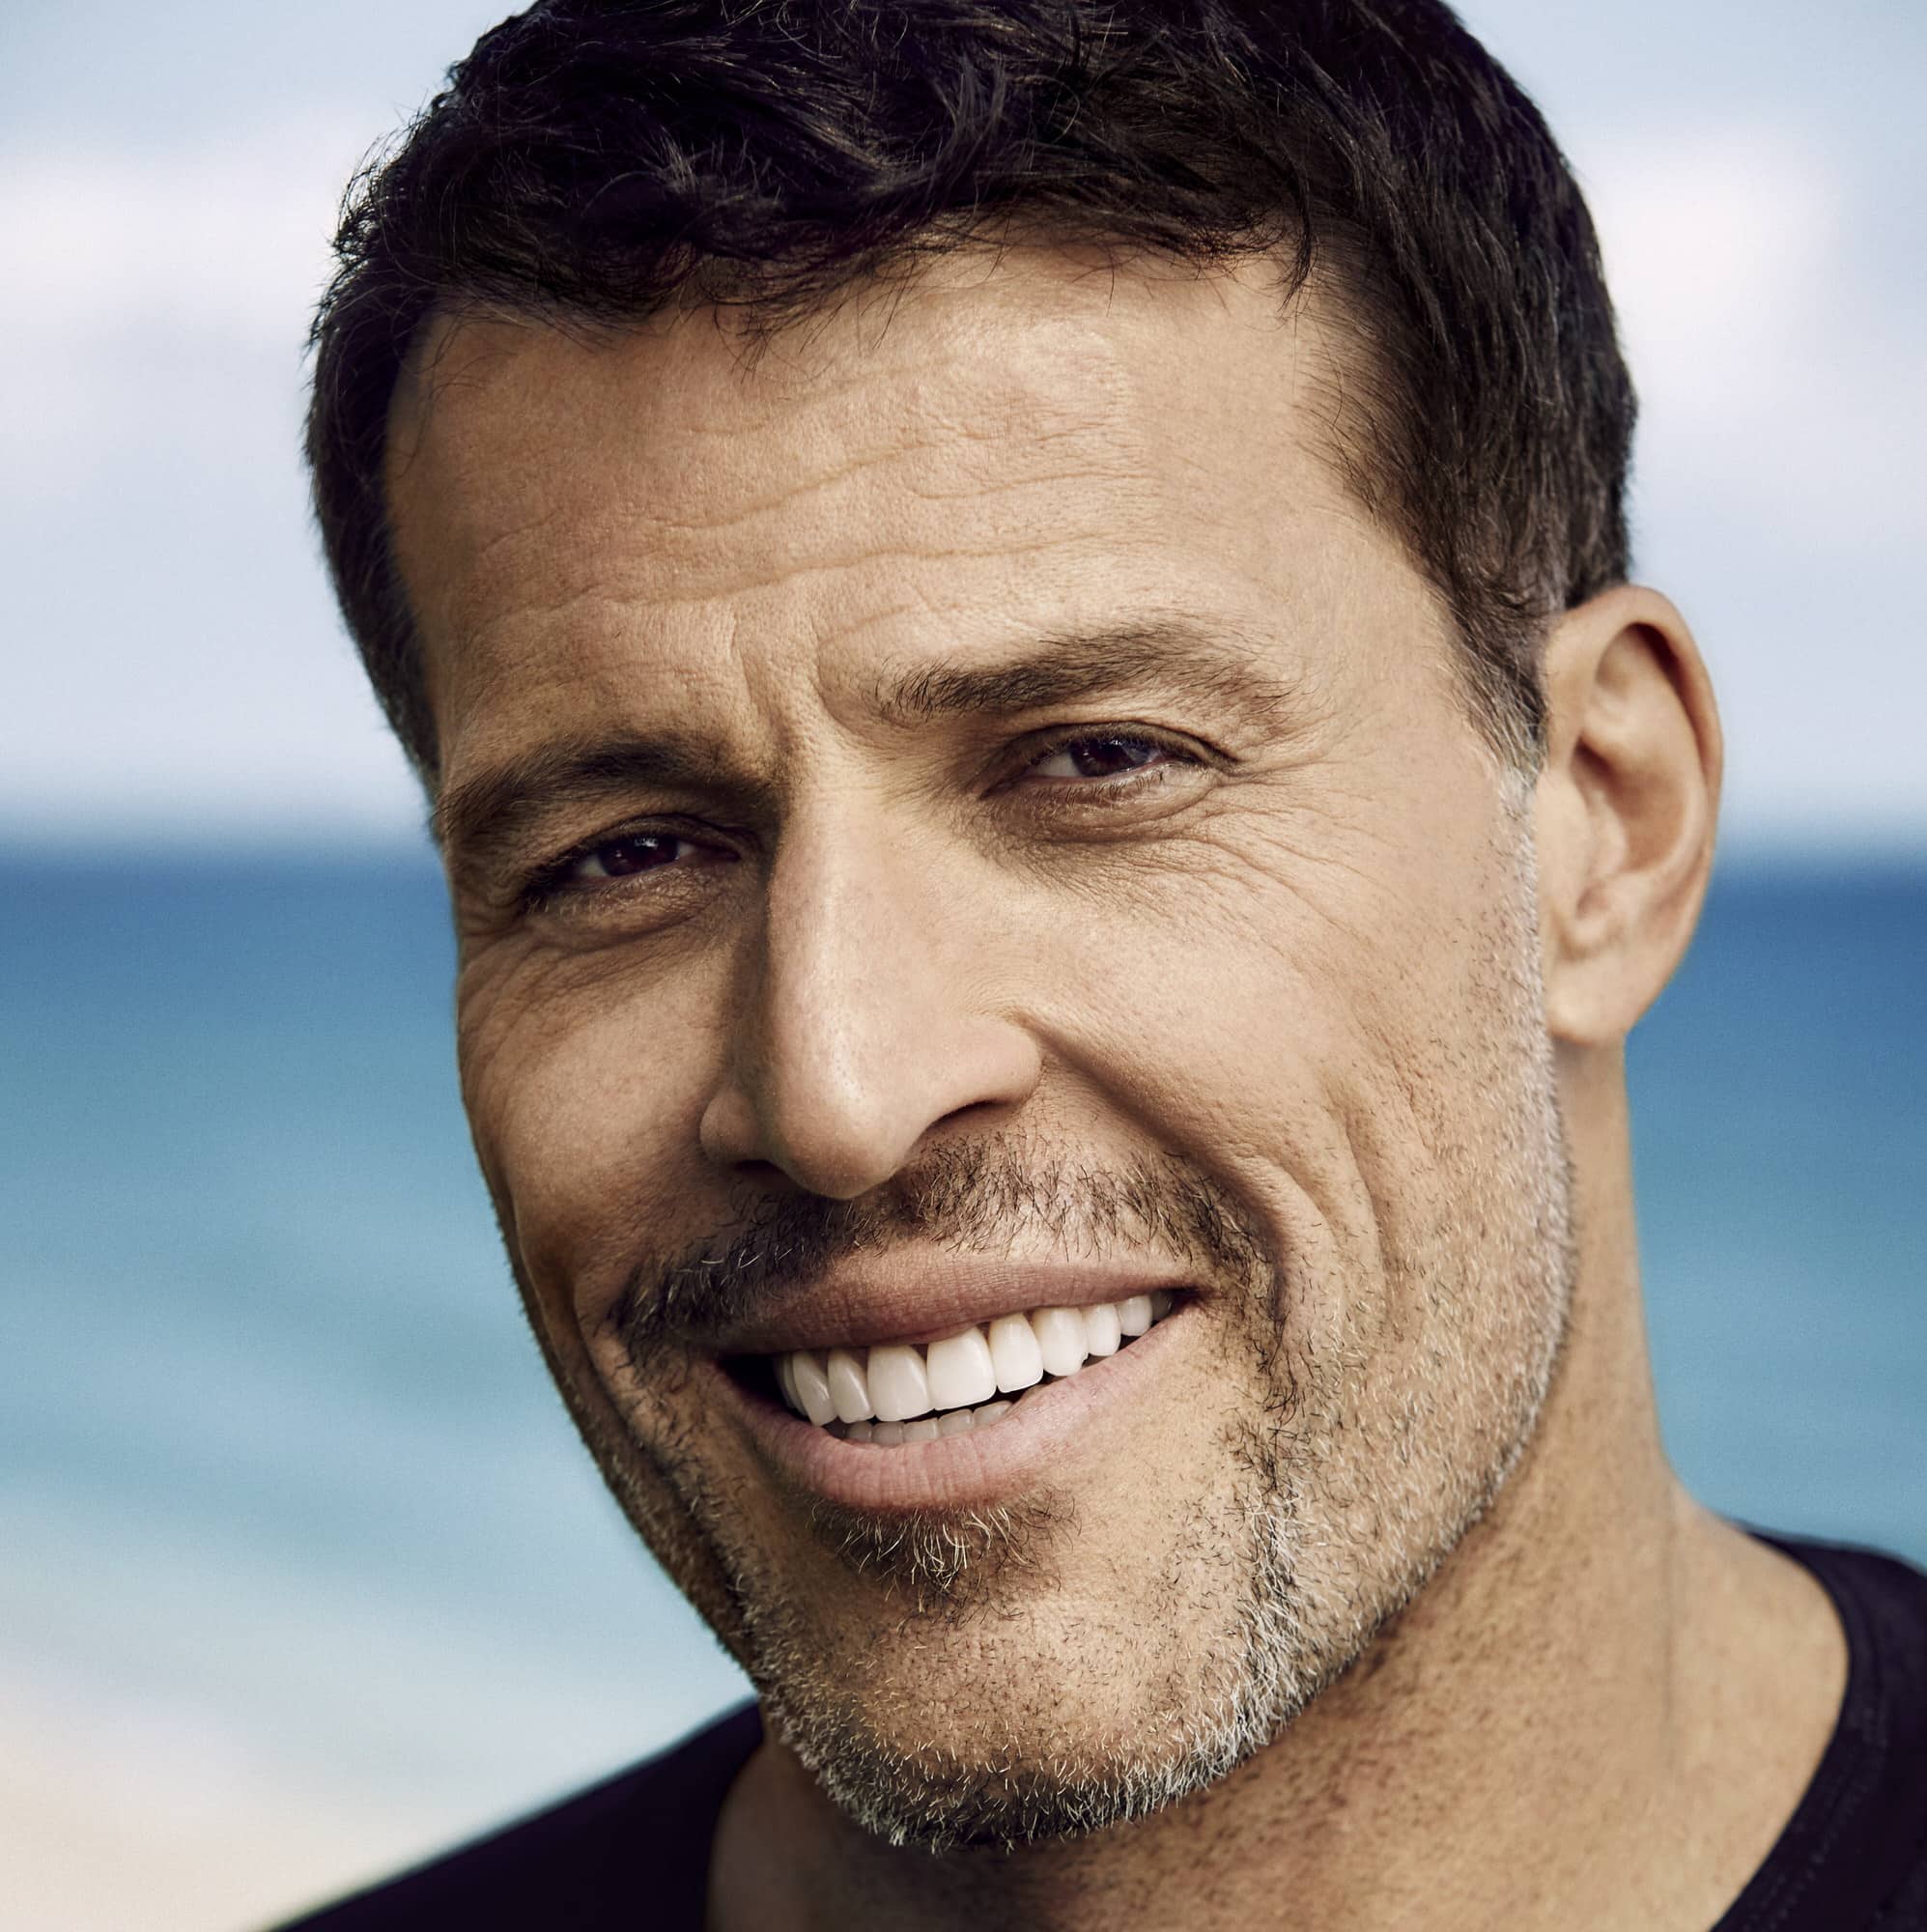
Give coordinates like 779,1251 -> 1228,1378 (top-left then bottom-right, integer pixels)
1533,585 -> 1724,1045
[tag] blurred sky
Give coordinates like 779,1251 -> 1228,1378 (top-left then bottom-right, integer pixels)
1,10 -> 1922,1929
1,0 -> 1923,856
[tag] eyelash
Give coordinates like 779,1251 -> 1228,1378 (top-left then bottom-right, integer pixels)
523,726 -> 1202,910
1006,724 -> 1200,803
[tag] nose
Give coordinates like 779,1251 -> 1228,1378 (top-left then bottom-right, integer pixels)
697,797 -> 1040,1199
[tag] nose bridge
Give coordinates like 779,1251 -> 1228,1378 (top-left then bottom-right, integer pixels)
706,781 -> 1035,1198
766,787 -> 920,1058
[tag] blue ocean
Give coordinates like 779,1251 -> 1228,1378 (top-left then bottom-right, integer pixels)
2,846 -> 1922,1922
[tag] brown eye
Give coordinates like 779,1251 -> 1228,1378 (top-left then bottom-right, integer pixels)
572,834 -> 692,880
1027,733 -> 1187,781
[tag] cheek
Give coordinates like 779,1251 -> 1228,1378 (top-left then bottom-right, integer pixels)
456,952 -> 722,1328
1012,799 -> 1515,1342
1012,859 -> 1397,1325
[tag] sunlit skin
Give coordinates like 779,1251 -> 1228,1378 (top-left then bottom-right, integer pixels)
387,248 -> 1847,1929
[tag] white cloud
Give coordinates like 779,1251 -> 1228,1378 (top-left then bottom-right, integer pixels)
1585,126 -> 1926,554
0,137 -> 348,343
1565,124 -> 1927,843
0,122 -> 379,473
1588,129 -> 1838,414
0,121 -> 430,842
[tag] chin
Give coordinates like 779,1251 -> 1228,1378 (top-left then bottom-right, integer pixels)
755,1623 -> 1311,1853
724,1477 -> 1358,1852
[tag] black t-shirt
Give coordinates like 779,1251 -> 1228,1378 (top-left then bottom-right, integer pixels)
275,1533 -> 1927,1929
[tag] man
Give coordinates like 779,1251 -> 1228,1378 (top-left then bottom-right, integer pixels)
287,1 -> 1927,1924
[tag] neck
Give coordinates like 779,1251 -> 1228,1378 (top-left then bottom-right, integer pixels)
710,1057 -> 1845,1931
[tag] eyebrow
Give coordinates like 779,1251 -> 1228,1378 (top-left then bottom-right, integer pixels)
436,730 -> 773,885
435,613 -> 1302,880
866,615 -> 1300,733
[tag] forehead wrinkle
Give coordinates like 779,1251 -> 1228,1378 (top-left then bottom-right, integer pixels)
417,428 -> 1148,668
404,249 -> 1424,821
405,293 -> 1142,540
431,469 -> 1156,678
393,289 -> 1176,701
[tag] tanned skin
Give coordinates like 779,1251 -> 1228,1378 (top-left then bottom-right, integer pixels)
385,247 -> 1846,1931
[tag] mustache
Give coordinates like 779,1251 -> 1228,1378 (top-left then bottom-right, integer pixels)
609,1136 -> 1272,1356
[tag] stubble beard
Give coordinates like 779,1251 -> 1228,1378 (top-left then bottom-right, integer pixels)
547,796 -> 1576,1854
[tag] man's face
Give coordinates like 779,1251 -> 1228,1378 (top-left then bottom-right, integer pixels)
388,249 -> 1574,1848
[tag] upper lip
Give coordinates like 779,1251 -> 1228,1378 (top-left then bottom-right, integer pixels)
703,1250 -> 1199,1358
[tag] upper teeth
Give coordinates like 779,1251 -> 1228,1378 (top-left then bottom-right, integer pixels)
773,1291 -> 1177,1435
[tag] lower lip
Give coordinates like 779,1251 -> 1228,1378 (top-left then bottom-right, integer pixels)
711,1301 -> 1194,1512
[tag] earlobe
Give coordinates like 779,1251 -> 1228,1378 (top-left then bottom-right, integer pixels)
1534,586 -> 1723,1046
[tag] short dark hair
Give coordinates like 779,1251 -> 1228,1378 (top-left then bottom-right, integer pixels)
306,0 -> 1635,783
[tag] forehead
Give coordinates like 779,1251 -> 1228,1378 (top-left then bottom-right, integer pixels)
384,246 -> 1433,770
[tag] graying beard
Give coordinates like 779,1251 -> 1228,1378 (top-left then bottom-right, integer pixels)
609,1140 -> 1270,1361
762,1451 -> 1337,1853
804,1492 -> 1068,1618
752,826 -> 1578,1854
769,1288 -> 1572,1858
583,799 -> 1577,1858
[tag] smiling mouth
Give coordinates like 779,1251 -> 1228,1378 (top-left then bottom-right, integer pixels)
748,1291 -> 1179,1445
